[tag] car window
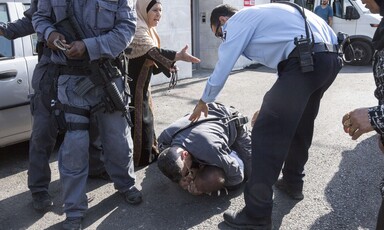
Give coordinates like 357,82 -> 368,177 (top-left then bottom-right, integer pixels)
0,4 -> 13,58
23,3 -> 38,55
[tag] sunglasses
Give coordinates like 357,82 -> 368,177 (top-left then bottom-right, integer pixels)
214,21 -> 223,39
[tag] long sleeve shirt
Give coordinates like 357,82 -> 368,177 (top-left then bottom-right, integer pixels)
32,0 -> 136,64
201,3 -> 338,103
0,17 -> 34,40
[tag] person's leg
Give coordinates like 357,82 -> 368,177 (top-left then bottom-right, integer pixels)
230,124 -> 252,179
28,59 -> 57,210
57,76 -> 91,223
281,54 -> 341,196
97,78 -> 141,204
28,91 -> 57,209
224,54 -> 341,227
87,114 -> 108,179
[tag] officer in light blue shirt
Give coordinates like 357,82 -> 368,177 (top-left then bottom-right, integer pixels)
189,3 -> 342,229
33,0 -> 139,229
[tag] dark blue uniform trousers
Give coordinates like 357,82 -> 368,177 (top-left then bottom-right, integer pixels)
244,52 -> 342,218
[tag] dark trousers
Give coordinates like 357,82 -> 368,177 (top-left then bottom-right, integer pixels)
243,53 -> 342,217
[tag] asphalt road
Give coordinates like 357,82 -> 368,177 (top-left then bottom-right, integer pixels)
0,64 -> 383,230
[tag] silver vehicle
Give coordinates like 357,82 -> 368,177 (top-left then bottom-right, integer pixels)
0,0 -> 37,147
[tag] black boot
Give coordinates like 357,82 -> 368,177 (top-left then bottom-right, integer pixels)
223,209 -> 272,230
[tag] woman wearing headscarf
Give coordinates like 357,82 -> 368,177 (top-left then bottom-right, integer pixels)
341,0 -> 384,228
126,0 -> 200,167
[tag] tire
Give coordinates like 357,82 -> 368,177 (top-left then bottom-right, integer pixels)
343,40 -> 373,66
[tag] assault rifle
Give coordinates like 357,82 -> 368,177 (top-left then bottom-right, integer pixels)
64,0 -> 133,126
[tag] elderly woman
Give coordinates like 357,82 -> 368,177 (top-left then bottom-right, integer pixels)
127,0 -> 200,167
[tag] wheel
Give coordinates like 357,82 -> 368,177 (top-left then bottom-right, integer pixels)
343,40 -> 373,66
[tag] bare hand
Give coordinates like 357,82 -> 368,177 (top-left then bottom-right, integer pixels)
342,107 -> 374,140
47,31 -> 67,51
187,181 -> 203,196
175,45 -> 200,63
66,40 -> 86,59
189,99 -> 208,122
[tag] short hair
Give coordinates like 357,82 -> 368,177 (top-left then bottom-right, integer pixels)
210,4 -> 238,28
157,146 -> 183,183
194,166 -> 226,194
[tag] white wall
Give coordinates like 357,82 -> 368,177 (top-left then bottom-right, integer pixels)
149,0 -> 258,86
150,0 -> 193,85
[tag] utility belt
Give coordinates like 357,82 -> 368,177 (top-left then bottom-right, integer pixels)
288,42 -> 339,59
59,65 -> 92,76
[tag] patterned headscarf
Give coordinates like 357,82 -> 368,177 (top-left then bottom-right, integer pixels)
127,0 -> 161,59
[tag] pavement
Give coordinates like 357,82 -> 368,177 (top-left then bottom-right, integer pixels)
0,64 -> 383,230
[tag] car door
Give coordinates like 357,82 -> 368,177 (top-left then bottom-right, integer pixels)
0,1 -> 35,147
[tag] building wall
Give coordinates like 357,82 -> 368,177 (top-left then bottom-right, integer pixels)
150,0 -> 193,85
149,0 -> 259,86
198,0 -> 256,70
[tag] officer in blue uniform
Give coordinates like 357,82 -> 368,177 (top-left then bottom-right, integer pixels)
32,0 -> 139,229
189,3 -> 342,229
0,0 -> 107,212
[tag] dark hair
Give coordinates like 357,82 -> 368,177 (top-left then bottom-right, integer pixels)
210,4 -> 238,28
157,146 -> 183,183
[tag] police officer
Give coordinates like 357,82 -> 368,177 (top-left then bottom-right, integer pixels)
189,4 -> 342,229
157,102 -> 252,195
0,0 -> 107,212
33,0 -> 139,228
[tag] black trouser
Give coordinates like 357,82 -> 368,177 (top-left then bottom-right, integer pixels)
243,53 -> 342,218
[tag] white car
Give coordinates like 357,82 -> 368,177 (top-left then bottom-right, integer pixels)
0,0 -> 37,147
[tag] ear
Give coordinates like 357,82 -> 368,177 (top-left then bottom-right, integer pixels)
180,150 -> 189,160
218,16 -> 229,24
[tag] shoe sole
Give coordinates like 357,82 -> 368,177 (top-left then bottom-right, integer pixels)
224,219 -> 272,230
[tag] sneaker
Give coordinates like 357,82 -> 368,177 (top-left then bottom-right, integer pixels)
88,170 -> 111,181
62,217 -> 82,230
32,191 -> 53,211
123,186 -> 143,205
274,178 -> 304,200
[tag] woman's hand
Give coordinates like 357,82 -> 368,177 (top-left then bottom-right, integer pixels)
342,107 -> 374,140
175,45 -> 200,63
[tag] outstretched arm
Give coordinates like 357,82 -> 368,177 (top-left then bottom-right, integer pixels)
174,45 -> 200,63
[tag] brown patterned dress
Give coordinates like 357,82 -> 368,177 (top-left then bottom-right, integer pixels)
128,47 -> 176,167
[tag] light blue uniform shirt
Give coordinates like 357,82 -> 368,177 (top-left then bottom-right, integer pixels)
32,0 -> 136,64
201,3 -> 337,103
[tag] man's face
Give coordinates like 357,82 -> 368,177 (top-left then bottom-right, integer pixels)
361,0 -> 380,13
177,152 -> 194,190
322,0 -> 329,5
211,22 -> 223,39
